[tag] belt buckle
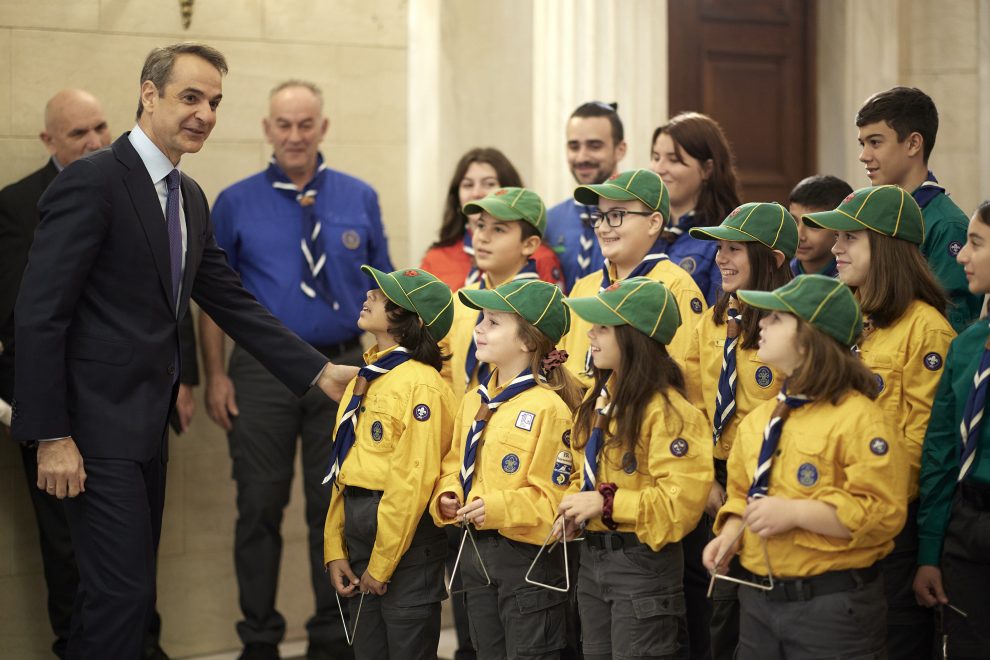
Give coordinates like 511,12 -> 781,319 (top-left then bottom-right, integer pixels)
605,533 -> 623,552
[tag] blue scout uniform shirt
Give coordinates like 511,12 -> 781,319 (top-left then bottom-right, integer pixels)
212,156 -> 393,346
660,211 -> 722,305
790,257 -> 839,278
546,198 -> 603,292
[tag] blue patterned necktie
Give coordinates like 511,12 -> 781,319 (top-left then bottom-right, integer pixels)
576,202 -> 597,279
581,387 -> 611,492
748,388 -> 811,498
712,300 -> 742,445
266,157 -> 337,310
959,330 -> 990,481
911,171 -> 945,210
463,261 -> 540,388
460,369 -> 541,499
322,348 -> 413,487
164,169 -> 183,310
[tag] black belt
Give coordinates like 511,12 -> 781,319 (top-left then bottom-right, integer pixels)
314,337 -> 362,359
960,482 -> 990,511
344,486 -> 382,498
474,529 -> 502,541
743,564 -> 880,602
584,531 -> 644,552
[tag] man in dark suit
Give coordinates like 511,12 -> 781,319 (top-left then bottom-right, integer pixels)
0,89 -> 192,660
12,44 -> 345,659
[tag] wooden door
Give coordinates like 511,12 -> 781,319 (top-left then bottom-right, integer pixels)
668,0 -> 816,204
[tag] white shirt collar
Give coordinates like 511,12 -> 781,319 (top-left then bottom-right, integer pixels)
128,124 -> 178,185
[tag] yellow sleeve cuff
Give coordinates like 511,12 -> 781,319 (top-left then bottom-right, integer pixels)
612,488 -> 640,524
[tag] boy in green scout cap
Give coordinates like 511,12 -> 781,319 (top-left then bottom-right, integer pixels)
431,279 -> 582,660
443,187 -> 554,408
804,184 -> 956,658
558,277 -> 712,660
704,274 -> 908,660
856,86 -> 980,332
680,202 -> 797,659
324,266 -> 457,660
560,168 -> 706,387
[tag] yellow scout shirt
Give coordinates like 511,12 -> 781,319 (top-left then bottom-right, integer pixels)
568,384 -> 713,550
439,278 -> 482,409
431,373 -> 574,545
323,345 -> 456,582
859,299 -> 955,500
714,392 -> 908,578
561,260 -> 706,386
683,306 -> 782,460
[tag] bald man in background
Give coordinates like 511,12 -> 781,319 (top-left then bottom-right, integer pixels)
0,89 -> 188,660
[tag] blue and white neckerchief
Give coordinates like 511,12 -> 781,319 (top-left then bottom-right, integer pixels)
659,210 -> 699,251
463,231 -> 481,287
463,261 -> 540,388
712,299 -> 742,445
581,386 -> 611,492
959,327 -> 990,481
748,388 -> 811,498
460,369 -> 541,499
322,347 -> 413,487
266,155 -> 337,310
911,171 -> 945,210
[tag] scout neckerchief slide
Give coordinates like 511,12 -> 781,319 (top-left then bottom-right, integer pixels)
526,387 -> 610,592
708,389 -> 810,596
448,370 -> 541,593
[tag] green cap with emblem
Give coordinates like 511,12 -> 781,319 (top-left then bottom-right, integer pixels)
801,184 -> 925,245
564,277 -> 682,345
689,202 -> 799,258
573,168 -> 670,221
462,187 -> 547,236
458,280 -> 569,343
736,274 -> 863,347
361,266 -> 454,341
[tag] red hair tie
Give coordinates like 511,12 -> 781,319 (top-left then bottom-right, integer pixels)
541,349 -> 569,374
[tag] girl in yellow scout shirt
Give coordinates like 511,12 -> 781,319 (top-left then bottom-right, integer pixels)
561,169 -> 706,385
703,274 -> 908,660
442,187 -> 549,409
323,266 -> 456,660
558,277 -> 712,660
682,202 -> 796,660
802,184 -> 955,659
431,279 -> 582,660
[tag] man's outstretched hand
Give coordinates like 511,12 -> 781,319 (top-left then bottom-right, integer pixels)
317,362 -> 360,402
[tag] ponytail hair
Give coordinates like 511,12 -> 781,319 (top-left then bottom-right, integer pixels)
385,300 -> 449,372
514,317 -> 585,411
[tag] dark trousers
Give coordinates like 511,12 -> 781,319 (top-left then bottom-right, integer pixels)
445,525 -> 478,660
578,537 -> 685,660
939,487 -> 990,659
227,345 -> 360,647
681,516 -> 713,660
879,500 -> 934,660
737,571 -> 887,660
63,454 -> 167,660
462,531 -> 568,660
342,489 -> 447,659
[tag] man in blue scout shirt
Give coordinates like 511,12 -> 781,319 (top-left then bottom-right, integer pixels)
856,86 -> 980,332
199,80 -> 392,660
546,101 -> 627,292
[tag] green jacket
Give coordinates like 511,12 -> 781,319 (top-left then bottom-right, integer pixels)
917,320 -> 990,565
917,190 -> 981,332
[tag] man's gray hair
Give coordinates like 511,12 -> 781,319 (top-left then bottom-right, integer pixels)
136,43 -> 228,120
269,80 -> 324,109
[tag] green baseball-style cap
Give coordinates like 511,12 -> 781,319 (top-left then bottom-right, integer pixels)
801,184 -> 925,245
689,202 -> 799,258
573,169 -> 670,222
462,187 -> 547,236
361,266 -> 454,341
736,274 -> 863,347
564,277 -> 682,345
458,280 -> 569,344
